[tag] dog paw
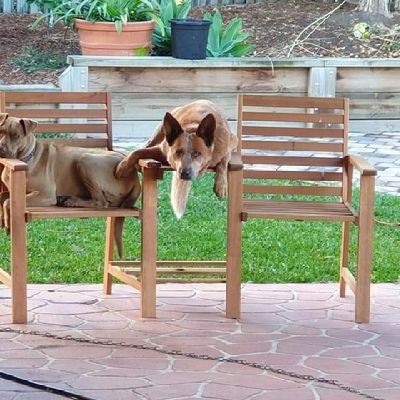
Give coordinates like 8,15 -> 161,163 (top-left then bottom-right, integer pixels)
213,181 -> 227,198
56,195 -> 75,207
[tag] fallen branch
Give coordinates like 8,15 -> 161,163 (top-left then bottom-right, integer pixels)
286,0 -> 347,57
375,218 -> 400,227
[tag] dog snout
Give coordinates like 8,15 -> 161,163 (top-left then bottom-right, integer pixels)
179,167 -> 193,181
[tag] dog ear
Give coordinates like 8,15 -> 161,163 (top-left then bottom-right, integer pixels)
19,118 -> 38,135
196,114 -> 216,147
163,112 -> 183,146
0,113 -> 9,126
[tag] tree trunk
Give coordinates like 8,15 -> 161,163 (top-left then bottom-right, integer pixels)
394,0 -> 400,11
357,0 -> 392,17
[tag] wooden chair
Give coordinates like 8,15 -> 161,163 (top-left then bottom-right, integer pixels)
227,94 -> 377,323
0,91 -> 162,324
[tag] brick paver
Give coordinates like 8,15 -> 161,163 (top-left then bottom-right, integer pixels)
0,283 -> 399,399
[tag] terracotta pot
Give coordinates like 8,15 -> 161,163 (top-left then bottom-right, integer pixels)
75,19 -> 155,56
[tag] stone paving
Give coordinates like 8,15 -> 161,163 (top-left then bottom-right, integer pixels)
349,131 -> 400,195
0,283 -> 399,400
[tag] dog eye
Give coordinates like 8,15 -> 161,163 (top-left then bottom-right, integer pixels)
175,149 -> 183,158
192,151 -> 200,159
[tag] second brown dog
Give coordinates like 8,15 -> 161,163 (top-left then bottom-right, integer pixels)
0,113 -> 141,256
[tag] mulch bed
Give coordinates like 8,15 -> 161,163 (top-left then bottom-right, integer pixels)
1,0 -> 399,85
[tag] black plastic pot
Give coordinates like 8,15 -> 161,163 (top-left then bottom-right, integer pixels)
170,18 -> 211,60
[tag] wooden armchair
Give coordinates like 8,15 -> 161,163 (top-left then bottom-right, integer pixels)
0,91 -> 162,324
227,94 -> 376,323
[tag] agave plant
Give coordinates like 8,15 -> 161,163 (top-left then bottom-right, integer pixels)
204,9 -> 255,57
152,0 -> 191,55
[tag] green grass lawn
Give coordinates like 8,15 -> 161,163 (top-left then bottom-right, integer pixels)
0,173 -> 399,284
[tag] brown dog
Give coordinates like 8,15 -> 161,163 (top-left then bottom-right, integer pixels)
0,113 -> 141,257
115,100 -> 238,218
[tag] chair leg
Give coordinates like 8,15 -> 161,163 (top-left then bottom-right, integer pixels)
140,168 -> 158,318
355,175 -> 375,323
339,221 -> 350,297
226,169 -> 243,319
103,217 -> 115,295
10,171 -> 27,324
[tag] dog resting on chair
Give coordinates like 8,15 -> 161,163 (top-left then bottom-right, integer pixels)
0,113 -> 141,257
115,100 -> 238,218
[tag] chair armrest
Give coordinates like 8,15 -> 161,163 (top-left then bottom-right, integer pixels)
347,155 -> 377,176
0,158 -> 28,172
228,152 -> 243,171
138,159 -> 162,169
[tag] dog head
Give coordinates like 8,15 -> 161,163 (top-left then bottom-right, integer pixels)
163,112 -> 216,181
0,113 -> 38,159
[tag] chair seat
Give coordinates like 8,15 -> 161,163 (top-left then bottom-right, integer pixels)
26,206 -> 140,220
242,200 -> 357,222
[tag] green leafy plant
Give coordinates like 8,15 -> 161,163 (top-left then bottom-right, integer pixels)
204,9 -> 254,57
152,0 -> 191,55
9,46 -> 66,73
27,0 -> 164,33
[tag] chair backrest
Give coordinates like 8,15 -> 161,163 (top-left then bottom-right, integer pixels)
2,91 -> 113,150
237,94 -> 350,201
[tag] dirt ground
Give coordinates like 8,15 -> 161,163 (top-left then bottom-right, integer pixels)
1,0 -> 399,85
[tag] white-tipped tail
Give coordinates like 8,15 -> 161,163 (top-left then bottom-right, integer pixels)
171,172 -> 192,219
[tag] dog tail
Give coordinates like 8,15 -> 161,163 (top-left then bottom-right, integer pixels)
171,172 -> 192,219
114,176 -> 142,258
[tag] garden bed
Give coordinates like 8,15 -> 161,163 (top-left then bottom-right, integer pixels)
1,0 -> 399,85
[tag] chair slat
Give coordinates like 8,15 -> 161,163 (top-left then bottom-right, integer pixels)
244,199 -> 349,210
242,111 -> 344,124
35,124 -> 108,134
6,92 -> 108,104
241,126 -> 345,138
28,206 -> 140,219
242,140 -> 343,152
243,184 -> 342,196
7,109 -> 107,118
243,200 -> 355,221
39,138 -> 109,147
242,155 -> 344,167
243,170 -> 343,181
242,95 -> 346,109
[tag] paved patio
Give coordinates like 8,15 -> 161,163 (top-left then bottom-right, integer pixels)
0,283 -> 399,400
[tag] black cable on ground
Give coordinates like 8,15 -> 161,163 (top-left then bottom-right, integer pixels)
0,370 -> 96,400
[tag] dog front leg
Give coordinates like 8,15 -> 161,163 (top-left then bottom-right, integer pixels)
115,147 -> 167,178
1,191 -> 54,233
0,192 -> 10,230
213,156 -> 229,198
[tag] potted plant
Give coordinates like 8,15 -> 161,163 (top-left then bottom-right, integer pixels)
151,0 -> 191,56
28,0 -> 164,56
